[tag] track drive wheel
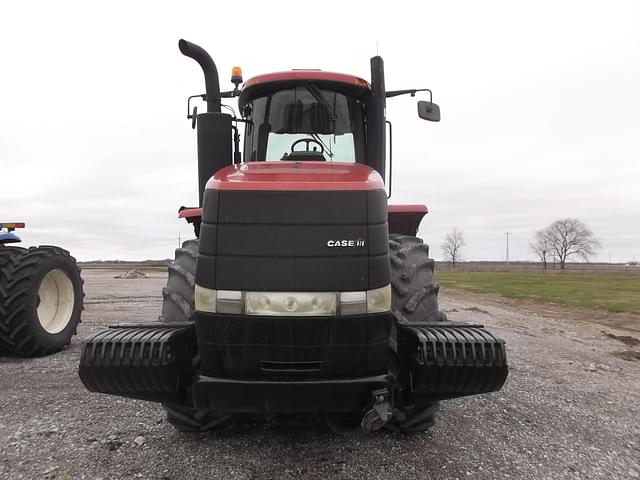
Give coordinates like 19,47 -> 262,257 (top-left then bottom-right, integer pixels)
387,234 -> 445,433
159,238 -> 235,432
0,246 -> 83,357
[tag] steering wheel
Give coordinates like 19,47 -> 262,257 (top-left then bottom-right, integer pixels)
291,138 -> 324,154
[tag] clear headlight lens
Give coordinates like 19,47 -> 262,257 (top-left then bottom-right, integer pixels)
245,291 -> 337,316
366,285 -> 392,313
194,285 -> 216,313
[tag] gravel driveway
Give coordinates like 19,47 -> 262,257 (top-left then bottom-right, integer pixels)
1,269 -> 638,480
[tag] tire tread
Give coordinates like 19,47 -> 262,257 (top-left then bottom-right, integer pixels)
0,246 -> 83,356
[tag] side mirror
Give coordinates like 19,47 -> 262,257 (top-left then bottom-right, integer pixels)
417,100 -> 440,122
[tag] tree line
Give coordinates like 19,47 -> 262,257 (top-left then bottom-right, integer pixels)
441,218 -> 601,269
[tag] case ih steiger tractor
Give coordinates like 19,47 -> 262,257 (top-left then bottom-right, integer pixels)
0,223 -> 83,356
79,40 -> 508,433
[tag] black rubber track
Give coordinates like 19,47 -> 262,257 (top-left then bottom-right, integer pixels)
159,239 -> 236,432
387,234 -> 445,433
164,401 -> 236,433
0,246 -> 83,357
386,403 -> 440,433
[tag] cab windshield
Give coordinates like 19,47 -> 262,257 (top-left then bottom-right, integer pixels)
242,85 -> 365,163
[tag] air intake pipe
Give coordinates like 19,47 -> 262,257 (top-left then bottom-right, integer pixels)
179,39 -> 232,207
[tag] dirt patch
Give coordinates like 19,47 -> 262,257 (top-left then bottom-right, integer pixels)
114,269 -> 148,279
602,331 -> 640,346
612,350 -> 640,361
442,287 -> 640,335
461,306 -> 490,315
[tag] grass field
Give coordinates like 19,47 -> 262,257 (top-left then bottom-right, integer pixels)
435,271 -> 640,314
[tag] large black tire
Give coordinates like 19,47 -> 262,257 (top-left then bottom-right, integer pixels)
389,234 -> 447,325
0,246 -> 83,357
387,234 -> 445,433
159,239 -> 235,432
159,239 -> 198,322
0,246 -> 27,355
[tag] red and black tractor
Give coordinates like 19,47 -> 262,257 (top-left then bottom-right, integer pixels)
79,40 -> 507,433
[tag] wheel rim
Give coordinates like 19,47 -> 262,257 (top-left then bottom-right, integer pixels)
37,269 -> 75,334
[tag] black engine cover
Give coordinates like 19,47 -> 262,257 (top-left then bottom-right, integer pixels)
195,189 -> 389,291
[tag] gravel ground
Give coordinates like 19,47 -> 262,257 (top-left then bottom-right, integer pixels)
1,269 -> 639,480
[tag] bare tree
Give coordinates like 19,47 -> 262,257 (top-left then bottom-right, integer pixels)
538,218 -> 601,269
530,230 -> 550,269
441,227 -> 465,268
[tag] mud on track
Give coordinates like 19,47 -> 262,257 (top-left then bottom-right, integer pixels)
1,269 -> 638,479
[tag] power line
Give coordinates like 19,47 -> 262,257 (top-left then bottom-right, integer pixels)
505,232 -> 511,266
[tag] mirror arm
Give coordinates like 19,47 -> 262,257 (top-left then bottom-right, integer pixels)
386,88 -> 432,102
221,89 -> 241,98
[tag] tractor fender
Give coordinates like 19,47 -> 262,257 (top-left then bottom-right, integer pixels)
388,205 -> 428,236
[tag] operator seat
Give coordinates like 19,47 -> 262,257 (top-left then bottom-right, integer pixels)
283,150 -> 326,161
279,99 -> 328,161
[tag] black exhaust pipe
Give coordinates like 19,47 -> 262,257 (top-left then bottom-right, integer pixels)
179,39 -> 232,207
178,39 -> 221,113
366,56 -> 386,181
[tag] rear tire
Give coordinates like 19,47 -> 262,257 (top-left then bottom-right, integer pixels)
0,246 -> 26,354
159,239 -> 235,432
0,246 -> 83,357
387,234 -> 445,433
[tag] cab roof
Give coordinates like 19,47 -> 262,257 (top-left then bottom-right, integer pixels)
240,70 -> 370,105
244,71 -> 370,89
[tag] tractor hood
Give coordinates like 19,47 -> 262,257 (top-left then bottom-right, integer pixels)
205,162 -> 384,192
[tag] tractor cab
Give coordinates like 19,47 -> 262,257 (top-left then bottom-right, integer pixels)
239,72 -> 369,163
0,223 -> 25,245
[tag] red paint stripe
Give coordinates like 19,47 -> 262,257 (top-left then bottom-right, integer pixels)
178,208 -> 202,219
206,162 -> 385,192
388,204 -> 428,214
245,71 -> 369,89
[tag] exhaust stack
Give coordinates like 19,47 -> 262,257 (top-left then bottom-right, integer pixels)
179,39 -> 232,206
366,56 -> 386,180
178,39 -> 221,113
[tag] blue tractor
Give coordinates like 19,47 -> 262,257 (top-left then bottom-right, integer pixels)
0,223 -> 24,245
0,223 -> 83,356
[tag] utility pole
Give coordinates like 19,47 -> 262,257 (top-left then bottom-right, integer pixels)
178,232 -> 181,248
505,232 -> 511,267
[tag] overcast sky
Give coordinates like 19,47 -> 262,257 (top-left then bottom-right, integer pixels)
2,1 -> 639,262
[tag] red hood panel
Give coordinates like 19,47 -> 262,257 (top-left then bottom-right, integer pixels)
206,162 -> 385,191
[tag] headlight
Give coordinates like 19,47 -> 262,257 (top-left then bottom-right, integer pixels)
194,285 -> 216,313
194,285 -> 391,316
246,292 -> 337,316
366,284 -> 392,313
